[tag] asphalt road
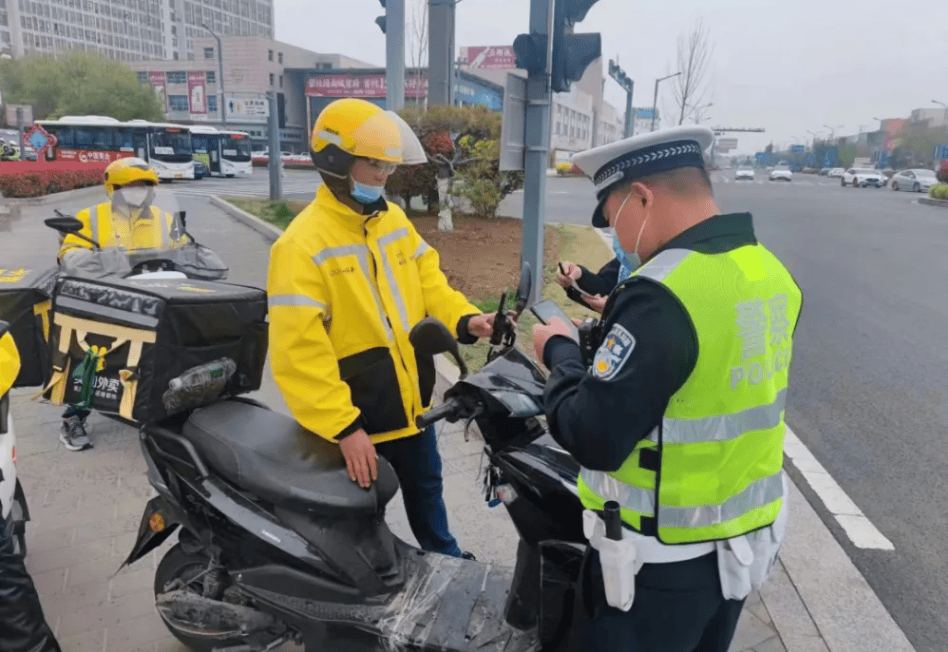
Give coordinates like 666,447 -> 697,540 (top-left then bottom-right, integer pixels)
514,171 -> 947,652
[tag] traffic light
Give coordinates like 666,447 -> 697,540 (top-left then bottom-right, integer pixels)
375,0 -> 386,33
551,0 -> 602,93
513,32 -> 547,72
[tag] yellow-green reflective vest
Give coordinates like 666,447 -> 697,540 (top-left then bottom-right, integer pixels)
577,245 -> 802,544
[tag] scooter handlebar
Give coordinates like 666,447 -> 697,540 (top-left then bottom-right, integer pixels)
415,398 -> 461,430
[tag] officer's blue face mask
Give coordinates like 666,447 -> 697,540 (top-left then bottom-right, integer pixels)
350,180 -> 385,205
612,188 -> 649,280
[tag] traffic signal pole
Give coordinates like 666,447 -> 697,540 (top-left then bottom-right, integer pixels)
520,0 -> 554,305
385,0 -> 405,111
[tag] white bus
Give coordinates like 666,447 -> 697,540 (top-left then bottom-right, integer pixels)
189,125 -> 253,177
36,116 -> 196,180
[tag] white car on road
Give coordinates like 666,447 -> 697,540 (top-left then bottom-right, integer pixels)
769,166 -> 793,181
889,169 -> 937,193
735,168 -> 755,180
841,168 -> 884,188
828,168 -> 846,179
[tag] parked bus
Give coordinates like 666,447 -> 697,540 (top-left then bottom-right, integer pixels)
189,126 -> 253,177
35,116 -> 195,180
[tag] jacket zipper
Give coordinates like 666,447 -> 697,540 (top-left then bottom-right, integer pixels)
364,219 -> 418,428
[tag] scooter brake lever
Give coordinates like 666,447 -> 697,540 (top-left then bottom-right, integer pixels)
463,407 -> 484,442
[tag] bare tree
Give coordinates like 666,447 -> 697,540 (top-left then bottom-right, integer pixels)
407,0 -> 428,108
669,18 -> 714,126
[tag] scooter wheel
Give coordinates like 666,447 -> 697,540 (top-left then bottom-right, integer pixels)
154,545 -> 251,652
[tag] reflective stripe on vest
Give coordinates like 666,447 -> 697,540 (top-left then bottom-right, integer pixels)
578,244 -> 802,544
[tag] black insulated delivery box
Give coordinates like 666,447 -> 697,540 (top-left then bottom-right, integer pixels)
0,266 -> 57,388
43,275 -> 268,424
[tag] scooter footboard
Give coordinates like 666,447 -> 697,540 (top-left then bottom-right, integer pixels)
378,553 -> 540,652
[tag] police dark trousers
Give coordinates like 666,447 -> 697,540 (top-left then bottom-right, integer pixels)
0,514 -> 62,652
375,424 -> 463,558
566,549 -> 744,652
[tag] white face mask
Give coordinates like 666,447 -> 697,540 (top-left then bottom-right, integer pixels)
119,187 -> 151,208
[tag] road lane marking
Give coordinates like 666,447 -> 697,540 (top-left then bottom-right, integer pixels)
784,426 -> 894,550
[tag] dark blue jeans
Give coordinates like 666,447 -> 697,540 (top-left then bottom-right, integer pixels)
62,406 -> 90,420
375,425 -> 463,558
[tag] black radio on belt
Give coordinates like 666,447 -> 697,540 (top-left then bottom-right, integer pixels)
578,317 -> 602,367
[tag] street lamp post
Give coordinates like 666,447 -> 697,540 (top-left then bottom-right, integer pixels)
650,72 -> 681,132
823,124 -> 843,140
202,23 -> 226,127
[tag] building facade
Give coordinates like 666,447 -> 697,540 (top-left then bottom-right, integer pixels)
595,99 -> 624,147
631,107 -> 658,136
129,36 -> 374,152
1,0 -> 273,62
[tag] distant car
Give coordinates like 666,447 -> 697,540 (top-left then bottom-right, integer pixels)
735,168 -> 755,180
769,166 -> 793,181
827,168 -> 845,179
819,168 -> 831,176
889,169 -> 938,192
193,160 -> 209,179
841,168 -> 884,188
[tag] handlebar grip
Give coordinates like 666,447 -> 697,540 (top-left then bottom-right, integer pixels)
415,398 -> 460,430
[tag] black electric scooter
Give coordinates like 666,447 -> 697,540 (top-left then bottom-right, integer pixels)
122,264 -> 588,652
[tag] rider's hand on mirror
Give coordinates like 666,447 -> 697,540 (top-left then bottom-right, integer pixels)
556,261 -> 582,288
467,313 -> 496,339
532,318 -> 575,361
339,429 -> 378,488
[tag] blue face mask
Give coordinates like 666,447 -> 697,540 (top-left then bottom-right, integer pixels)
612,234 -> 641,283
350,181 -> 385,204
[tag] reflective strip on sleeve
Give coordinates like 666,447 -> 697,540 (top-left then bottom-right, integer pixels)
268,294 -> 328,313
376,227 -> 411,331
412,240 -> 431,260
662,389 -> 787,445
312,244 -> 392,340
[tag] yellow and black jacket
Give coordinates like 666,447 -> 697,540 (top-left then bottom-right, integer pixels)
267,185 -> 480,444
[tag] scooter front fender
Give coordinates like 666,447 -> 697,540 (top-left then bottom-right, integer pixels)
121,496 -> 181,568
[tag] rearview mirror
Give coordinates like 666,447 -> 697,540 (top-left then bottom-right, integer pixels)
409,317 -> 469,378
514,261 -> 532,314
44,216 -> 83,234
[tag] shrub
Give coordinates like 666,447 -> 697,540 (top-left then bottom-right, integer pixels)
0,164 -> 104,198
555,161 -> 572,175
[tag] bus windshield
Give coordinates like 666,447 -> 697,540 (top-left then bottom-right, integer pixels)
221,135 -> 252,161
150,130 -> 192,162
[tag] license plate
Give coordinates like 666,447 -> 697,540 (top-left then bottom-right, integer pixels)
175,174 -> 183,179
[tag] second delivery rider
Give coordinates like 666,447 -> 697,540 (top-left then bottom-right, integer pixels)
267,98 -> 495,558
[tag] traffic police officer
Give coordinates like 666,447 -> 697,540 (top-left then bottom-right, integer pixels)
532,126 -> 803,652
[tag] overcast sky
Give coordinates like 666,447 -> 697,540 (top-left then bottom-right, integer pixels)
277,0 -> 946,155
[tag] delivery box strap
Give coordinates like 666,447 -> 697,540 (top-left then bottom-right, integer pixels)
33,300 -> 52,341
118,339 -> 146,421
53,312 -> 158,347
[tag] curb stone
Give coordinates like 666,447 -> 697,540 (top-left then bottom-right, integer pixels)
210,195 -> 284,243
918,197 -> 948,208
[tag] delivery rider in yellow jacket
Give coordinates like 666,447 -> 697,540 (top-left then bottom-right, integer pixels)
0,330 -> 62,652
57,157 -> 185,452
267,98 -> 494,558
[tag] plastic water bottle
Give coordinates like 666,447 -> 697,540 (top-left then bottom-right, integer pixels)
163,358 -> 237,415
168,359 -> 237,391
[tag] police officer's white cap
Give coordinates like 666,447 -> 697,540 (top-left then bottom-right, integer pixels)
571,125 -> 714,228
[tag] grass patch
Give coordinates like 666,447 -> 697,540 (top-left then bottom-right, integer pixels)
456,224 -> 612,374
225,197 -> 308,231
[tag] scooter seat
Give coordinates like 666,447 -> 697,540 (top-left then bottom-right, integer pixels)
182,400 -> 399,514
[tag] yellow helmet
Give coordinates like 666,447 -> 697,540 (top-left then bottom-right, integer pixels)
310,98 -> 403,178
104,157 -> 159,198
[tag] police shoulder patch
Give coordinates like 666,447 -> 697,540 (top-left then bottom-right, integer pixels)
592,324 -> 636,381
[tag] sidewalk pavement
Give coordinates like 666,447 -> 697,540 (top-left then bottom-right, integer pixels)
3,195 -> 915,652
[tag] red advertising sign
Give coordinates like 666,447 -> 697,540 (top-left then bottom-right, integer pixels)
460,46 -> 517,70
21,124 -> 57,156
188,71 -> 207,115
55,149 -> 132,163
149,71 -> 167,112
305,74 -> 428,98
